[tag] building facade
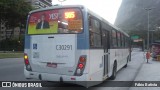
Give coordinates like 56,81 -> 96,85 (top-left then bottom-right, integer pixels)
0,0 -> 52,41
26,0 -> 52,9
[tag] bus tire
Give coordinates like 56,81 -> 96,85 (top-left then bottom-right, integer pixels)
110,61 -> 117,80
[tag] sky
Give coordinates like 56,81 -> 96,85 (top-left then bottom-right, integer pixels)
52,0 -> 122,24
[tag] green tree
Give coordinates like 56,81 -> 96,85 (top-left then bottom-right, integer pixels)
0,0 -> 32,51
0,0 -> 32,38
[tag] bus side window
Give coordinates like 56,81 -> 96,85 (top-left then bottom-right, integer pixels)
112,30 -> 117,48
121,34 -> 124,47
117,32 -> 121,47
89,17 -> 101,48
89,16 -> 94,46
89,15 -> 92,26
90,31 -> 94,46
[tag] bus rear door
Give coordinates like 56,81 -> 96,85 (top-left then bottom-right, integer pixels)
102,30 -> 110,77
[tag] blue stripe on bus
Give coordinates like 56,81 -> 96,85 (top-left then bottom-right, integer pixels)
24,35 -> 30,49
77,10 -> 89,50
77,34 -> 89,49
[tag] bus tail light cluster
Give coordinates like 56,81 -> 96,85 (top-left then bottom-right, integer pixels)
74,55 -> 86,76
24,53 -> 32,71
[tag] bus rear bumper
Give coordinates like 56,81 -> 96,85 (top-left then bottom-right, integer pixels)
24,69 -> 97,87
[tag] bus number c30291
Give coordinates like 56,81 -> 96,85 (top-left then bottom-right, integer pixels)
56,45 -> 72,50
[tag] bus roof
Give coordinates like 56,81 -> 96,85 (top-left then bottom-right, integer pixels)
29,5 -> 85,14
28,5 -> 129,37
87,8 -> 129,37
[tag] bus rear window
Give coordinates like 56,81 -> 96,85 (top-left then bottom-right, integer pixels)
28,8 -> 83,34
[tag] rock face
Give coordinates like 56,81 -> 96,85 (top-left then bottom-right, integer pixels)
115,0 -> 160,32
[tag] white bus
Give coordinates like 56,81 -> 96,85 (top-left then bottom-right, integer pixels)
24,5 -> 131,87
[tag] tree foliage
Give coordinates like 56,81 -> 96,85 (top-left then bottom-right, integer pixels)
0,0 -> 32,51
0,0 -> 32,30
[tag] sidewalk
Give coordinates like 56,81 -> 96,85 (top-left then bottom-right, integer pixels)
129,54 -> 160,90
134,60 -> 160,81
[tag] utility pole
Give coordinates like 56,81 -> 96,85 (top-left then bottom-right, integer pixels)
144,8 -> 154,50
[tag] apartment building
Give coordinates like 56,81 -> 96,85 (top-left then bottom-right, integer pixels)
26,0 -> 52,9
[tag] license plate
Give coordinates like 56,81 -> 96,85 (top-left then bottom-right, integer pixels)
47,63 -> 57,68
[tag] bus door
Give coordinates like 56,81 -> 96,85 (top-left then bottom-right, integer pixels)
102,30 -> 110,76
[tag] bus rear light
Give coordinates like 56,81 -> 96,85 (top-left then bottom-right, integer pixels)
25,59 -> 29,65
24,54 -> 29,65
24,53 -> 32,71
24,55 -> 28,60
76,69 -> 81,74
74,55 -> 87,76
26,65 -> 32,70
79,57 -> 86,62
78,63 -> 84,69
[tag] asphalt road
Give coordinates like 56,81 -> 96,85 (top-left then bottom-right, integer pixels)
0,58 -> 25,81
0,51 -> 145,90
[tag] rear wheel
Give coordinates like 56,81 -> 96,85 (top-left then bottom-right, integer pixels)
110,62 -> 117,80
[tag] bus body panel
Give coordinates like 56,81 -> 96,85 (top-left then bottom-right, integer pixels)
25,34 -> 78,75
88,49 -> 104,81
109,48 -> 129,73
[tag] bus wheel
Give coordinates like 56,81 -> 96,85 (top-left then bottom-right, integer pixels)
124,56 -> 129,68
110,62 -> 117,80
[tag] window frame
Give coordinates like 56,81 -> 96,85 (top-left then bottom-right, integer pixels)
88,15 -> 102,48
